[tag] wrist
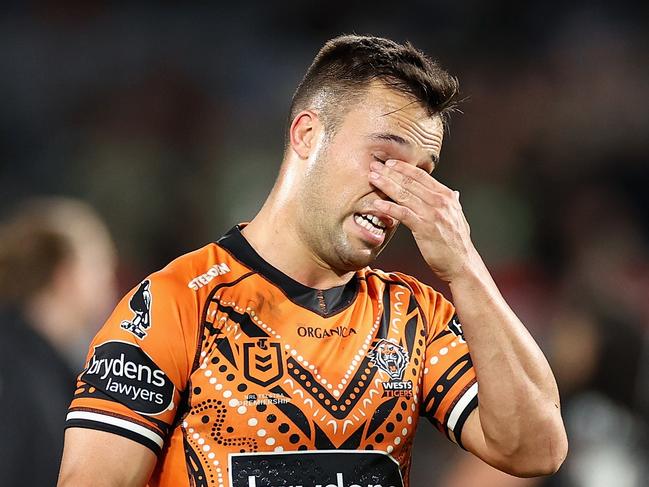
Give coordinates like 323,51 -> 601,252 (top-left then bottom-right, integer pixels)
445,250 -> 492,290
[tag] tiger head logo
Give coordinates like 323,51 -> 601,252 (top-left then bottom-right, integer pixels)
369,339 -> 409,381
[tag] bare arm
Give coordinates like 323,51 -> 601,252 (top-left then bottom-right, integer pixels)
57,428 -> 157,487
451,254 -> 567,476
370,158 -> 568,476
439,450 -> 541,487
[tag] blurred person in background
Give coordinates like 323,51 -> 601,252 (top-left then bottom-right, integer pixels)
0,197 -> 117,486
544,184 -> 649,487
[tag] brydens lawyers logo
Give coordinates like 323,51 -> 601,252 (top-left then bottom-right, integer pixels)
369,339 -> 413,398
229,450 -> 403,487
120,280 -> 152,339
81,341 -> 175,415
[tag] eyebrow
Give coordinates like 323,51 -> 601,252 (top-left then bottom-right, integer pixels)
369,132 -> 439,165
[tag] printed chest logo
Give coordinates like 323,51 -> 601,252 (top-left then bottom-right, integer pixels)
243,338 -> 284,387
297,325 -> 357,339
81,341 -> 174,415
229,450 -> 403,487
368,339 -> 413,398
120,280 -> 152,339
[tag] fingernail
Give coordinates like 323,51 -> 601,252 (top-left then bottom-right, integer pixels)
369,171 -> 380,179
386,160 -> 396,167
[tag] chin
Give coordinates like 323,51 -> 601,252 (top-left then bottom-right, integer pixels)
328,226 -> 389,271
336,245 -> 380,271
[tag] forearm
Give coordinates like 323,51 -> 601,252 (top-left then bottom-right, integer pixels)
367,157 -> 567,472
448,251 -> 566,468
58,428 -> 156,487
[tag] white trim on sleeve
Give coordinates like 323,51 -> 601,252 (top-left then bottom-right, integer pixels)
447,381 -> 478,432
66,410 -> 164,448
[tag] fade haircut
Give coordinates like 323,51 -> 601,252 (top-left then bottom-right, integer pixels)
286,34 -> 460,146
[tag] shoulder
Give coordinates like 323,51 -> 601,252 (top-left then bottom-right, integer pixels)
361,266 -> 450,311
361,267 -> 434,294
147,242 -> 250,295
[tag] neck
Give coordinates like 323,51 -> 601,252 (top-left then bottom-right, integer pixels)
242,197 -> 354,290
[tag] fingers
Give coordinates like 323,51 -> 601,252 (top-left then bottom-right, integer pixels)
369,159 -> 459,215
371,159 -> 455,198
372,199 -> 419,228
369,161 -> 427,204
369,168 -> 424,208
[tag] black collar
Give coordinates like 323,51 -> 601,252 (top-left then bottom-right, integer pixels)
217,225 -> 359,317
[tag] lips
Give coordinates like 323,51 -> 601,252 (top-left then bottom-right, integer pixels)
354,213 -> 386,237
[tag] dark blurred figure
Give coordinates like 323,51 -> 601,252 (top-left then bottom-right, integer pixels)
0,197 -> 117,486
544,184 -> 649,487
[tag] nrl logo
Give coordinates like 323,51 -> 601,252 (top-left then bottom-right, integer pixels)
120,280 -> 152,340
243,338 -> 284,387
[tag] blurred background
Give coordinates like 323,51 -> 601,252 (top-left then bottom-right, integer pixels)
0,1 -> 648,485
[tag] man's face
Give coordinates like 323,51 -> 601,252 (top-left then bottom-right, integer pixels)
295,82 -> 444,272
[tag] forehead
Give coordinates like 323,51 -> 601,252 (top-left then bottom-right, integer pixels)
341,82 -> 443,155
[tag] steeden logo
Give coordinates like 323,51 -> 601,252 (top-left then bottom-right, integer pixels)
187,263 -> 230,290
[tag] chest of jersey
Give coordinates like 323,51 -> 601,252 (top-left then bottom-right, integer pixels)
178,273 -> 427,485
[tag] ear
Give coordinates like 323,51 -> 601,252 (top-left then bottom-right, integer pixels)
289,110 -> 322,159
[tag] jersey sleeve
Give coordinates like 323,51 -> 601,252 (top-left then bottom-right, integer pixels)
409,278 -> 478,449
65,268 -> 198,455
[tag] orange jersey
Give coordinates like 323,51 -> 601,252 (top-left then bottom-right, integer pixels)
66,225 -> 478,487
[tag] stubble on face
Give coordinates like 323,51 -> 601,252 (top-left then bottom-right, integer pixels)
294,82 -> 444,274
294,139 -> 364,273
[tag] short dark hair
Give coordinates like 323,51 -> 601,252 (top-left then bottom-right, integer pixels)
286,34 -> 460,145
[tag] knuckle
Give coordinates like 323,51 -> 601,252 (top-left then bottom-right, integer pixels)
401,174 -> 415,187
433,194 -> 450,210
397,187 -> 410,202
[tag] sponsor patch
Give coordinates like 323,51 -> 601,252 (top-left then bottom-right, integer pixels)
229,450 -> 403,487
188,263 -> 230,290
297,325 -> 357,339
369,339 -> 413,399
120,280 -> 152,339
81,341 -> 174,415
447,314 -> 465,339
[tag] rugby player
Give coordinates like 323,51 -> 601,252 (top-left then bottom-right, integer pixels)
58,35 -> 568,486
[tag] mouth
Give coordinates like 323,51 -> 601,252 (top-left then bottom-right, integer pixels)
354,212 -> 386,233
352,212 -> 389,245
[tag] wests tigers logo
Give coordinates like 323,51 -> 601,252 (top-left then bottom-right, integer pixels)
368,339 -> 408,381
